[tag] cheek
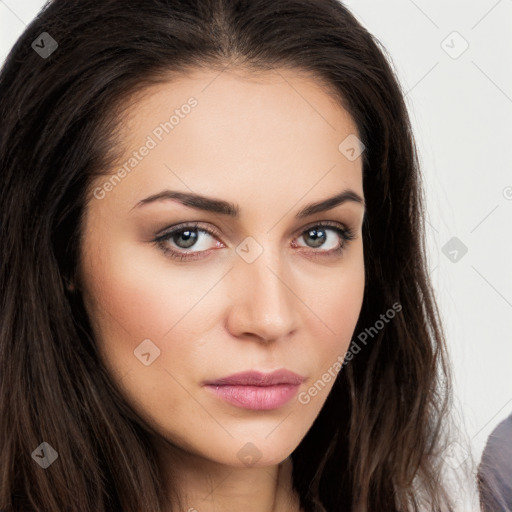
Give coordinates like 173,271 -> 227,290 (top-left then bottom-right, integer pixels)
294,256 -> 364,410
80,235 -> 221,383
308,245 -> 365,352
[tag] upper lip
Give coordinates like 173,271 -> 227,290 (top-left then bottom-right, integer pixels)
203,369 -> 306,387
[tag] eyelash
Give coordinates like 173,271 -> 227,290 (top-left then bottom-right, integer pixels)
152,221 -> 356,262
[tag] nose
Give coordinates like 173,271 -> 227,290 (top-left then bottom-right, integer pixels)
224,246 -> 299,344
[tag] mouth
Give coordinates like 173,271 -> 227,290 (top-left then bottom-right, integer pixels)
202,369 -> 305,411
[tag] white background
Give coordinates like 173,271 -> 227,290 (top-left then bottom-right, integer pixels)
1,1 -> 511,509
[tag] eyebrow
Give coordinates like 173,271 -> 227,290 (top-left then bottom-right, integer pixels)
130,188 -> 365,218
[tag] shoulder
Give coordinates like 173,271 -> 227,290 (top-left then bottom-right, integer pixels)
481,414 -> 512,461
478,413 -> 512,508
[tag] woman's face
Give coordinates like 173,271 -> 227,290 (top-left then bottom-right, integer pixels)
78,67 -> 366,468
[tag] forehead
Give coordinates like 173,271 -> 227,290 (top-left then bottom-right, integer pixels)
88,67 -> 364,213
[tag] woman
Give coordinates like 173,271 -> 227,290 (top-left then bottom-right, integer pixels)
0,0 -> 457,510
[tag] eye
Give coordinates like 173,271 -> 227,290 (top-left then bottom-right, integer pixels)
153,222 -> 221,261
292,221 -> 355,257
152,221 -> 355,261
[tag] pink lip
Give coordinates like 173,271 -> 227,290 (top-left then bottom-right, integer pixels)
203,370 -> 305,410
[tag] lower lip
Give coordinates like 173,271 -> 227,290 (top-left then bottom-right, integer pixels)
204,384 -> 301,410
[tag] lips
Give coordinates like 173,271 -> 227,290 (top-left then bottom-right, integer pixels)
203,369 -> 306,387
202,369 -> 306,410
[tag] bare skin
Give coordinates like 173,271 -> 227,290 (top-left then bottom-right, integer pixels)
77,66 -> 366,512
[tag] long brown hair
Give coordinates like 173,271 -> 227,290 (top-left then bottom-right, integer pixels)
0,0 -> 455,510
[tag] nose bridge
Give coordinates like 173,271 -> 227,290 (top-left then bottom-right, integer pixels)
227,237 -> 298,341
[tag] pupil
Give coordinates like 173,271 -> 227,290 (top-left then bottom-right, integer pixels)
307,228 -> 325,248
175,229 -> 197,249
